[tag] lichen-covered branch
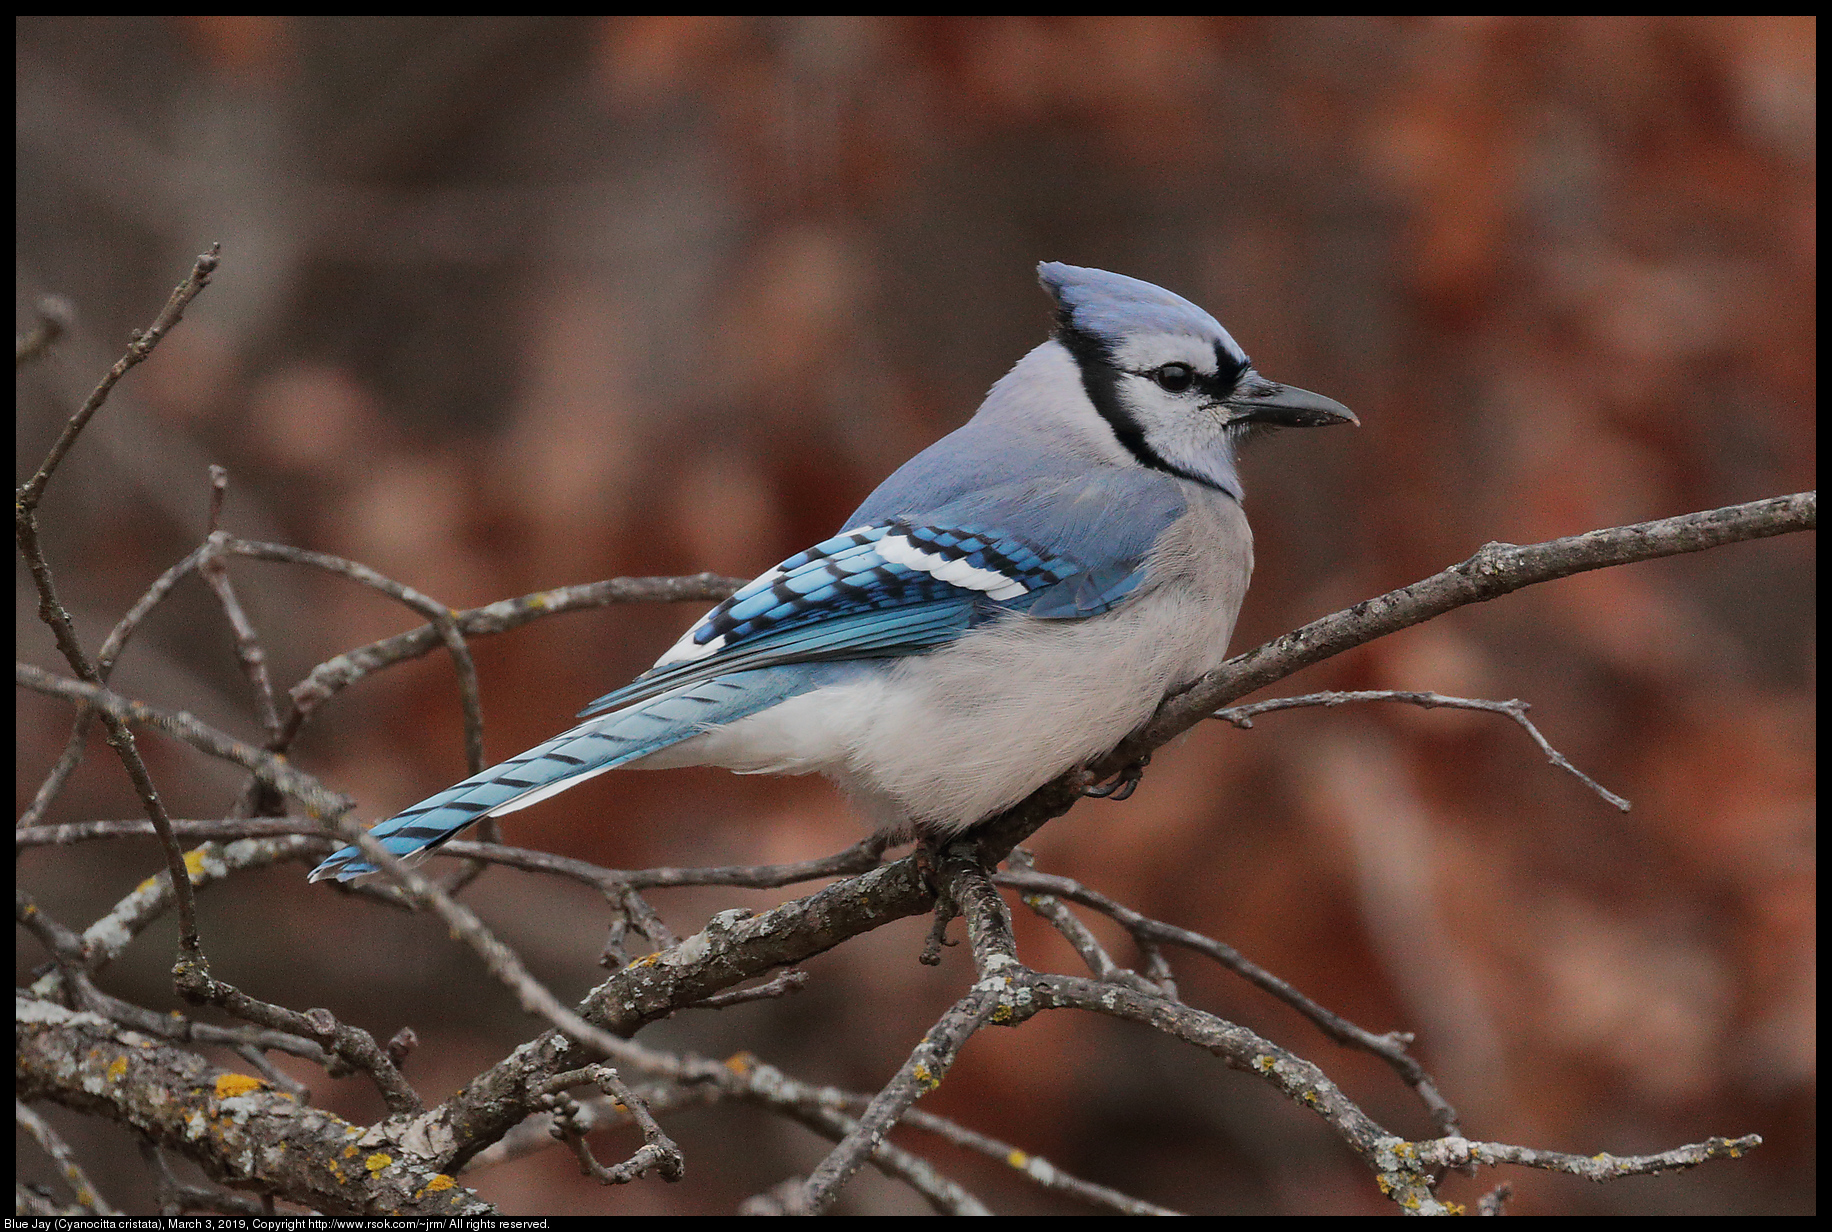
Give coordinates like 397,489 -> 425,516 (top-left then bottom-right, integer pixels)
16,997 -> 491,1217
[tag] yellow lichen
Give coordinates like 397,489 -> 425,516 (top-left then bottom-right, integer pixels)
366,1153 -> 392,1175
1006,1150 -> 1029,1169
213,1073 -> 264,1098
107,1057 -> 128,1081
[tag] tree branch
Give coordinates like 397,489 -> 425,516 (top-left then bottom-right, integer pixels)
17,996 -> 492,1216
971,492 -> 1815,858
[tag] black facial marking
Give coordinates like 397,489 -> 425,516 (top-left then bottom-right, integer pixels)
1053,318 -> 1227,491
1214,340 -> 1250,387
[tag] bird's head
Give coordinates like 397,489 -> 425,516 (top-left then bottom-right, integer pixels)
1039,261 -> 1356,497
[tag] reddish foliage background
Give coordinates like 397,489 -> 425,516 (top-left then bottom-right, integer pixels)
17,16 -> 1813,1215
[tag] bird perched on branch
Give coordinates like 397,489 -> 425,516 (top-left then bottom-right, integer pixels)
311,263 -> 1355,882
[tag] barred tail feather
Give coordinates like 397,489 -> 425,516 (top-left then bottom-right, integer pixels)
308,670 -> 812,881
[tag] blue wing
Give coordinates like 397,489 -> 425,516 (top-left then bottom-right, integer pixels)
583,464 -> 1196,718
579,518 -> 1116,717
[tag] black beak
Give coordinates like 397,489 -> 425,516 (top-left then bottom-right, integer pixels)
1221,370 -> 1358,428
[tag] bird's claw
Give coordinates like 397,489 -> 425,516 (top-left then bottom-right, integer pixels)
1083,754 -> 1150,801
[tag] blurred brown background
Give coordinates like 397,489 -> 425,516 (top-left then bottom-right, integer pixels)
16,16 -> 1814,1215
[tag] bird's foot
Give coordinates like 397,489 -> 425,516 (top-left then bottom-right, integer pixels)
1083,753 -> 1152,801
914,836 -> 964,965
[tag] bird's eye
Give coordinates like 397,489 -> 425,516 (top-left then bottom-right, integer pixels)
1154,363 -> 1194,393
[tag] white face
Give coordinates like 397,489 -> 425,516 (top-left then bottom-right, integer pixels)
1107,329 -> 1255,495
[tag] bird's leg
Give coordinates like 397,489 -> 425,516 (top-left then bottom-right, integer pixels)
1083,752 -> 1152,800
914,834 -> 961,965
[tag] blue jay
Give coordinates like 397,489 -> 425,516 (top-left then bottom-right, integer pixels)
310,263 -> 1355,881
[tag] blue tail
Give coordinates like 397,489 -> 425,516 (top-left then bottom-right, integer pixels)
309,669 -> 815,881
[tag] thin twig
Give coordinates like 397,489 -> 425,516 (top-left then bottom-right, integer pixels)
892,1105 -> 1182,1216
1408,1132 -> 1763,1182
17,817 -> 333,848
18,1099 -> 117,1215
199,481 -> 283,753
465,1085 -> 720,1171
538,1065 -> 684,1185
1007,844 -> 1172,996
19,244 -> 218,508
139,1142 -> 268,1217
23,836 -> 325,996
16,664 -> 355,821
442,832 -> 892,890
309,803 -> 722,1094
21,886 -> 331,1071
996,865 -> 1461,1137
1214,689 -> 1630,811
1014,881 -> 1170,996
18,540 -> 214,829
473,1062 -> 990,1214
172,969 -> 422,1116
686,968 -> 809,1009
1017,969 -> 1460,1211
216,536 -> 487,775
280,572 -> 744,752
14,818 -> 887,953
713,1055 -> 991,1216
16,657 -> 197,957
799,849 -> 1014,1212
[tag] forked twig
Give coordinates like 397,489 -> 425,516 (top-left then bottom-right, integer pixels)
1215,689 -> 1629,811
